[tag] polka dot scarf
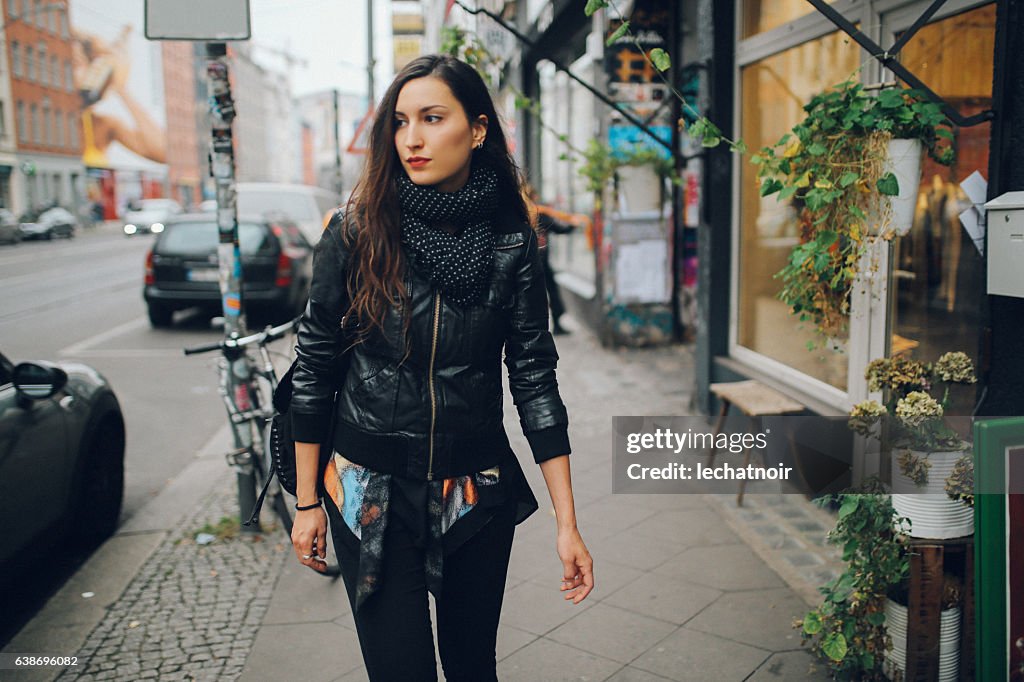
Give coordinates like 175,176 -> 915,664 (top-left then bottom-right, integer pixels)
397,164 -> 499,307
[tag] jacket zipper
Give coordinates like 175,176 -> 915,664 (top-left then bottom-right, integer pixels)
426,290 -> 441,480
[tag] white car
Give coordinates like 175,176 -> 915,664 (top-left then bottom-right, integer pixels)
236,183 -> 341,244
123,199 -> 183,236
19,207 -> 78,240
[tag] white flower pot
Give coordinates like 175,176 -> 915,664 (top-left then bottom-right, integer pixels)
866,138 -> 922,237
884,599 -> 961,681
885,139 -> 922,237
891,449 -> 973,539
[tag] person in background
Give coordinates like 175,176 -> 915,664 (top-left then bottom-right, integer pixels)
526,185 -> 581,335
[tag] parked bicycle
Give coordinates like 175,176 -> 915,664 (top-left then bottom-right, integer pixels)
184,318 -> 340,577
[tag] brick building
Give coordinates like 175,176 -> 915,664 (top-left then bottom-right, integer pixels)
161,41 -> 200,209
4,0 -> 84,216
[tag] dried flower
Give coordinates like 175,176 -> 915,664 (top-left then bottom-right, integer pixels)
934,351 -> 977,384
897,449 -> 932,486
848,400 -> 887,436
945,455 -> 974,507
895,391 -> 943,428
865,356 -> 928,394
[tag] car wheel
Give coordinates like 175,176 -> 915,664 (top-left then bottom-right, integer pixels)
45,230 -> 54,240
148,304 -> 174,328
73,421 -> 125,549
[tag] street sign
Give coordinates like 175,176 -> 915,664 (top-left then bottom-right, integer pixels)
144,0 -> 251,41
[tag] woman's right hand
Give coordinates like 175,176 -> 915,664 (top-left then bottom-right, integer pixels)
291,506 -> 328,573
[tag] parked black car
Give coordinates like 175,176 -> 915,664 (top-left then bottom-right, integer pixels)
143,214 -> 314,327
0,351 -> 125,581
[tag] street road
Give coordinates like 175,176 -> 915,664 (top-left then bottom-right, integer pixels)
0,225 -> 295,641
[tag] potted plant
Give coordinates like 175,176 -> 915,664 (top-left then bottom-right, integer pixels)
752,80 -> 955,343
884,575 -> 965,681
797,487 -> 910,680
849,351 -> 977,539
578,139 -> 678,214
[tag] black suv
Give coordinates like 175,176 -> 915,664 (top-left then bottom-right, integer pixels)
143,214 -> 314,327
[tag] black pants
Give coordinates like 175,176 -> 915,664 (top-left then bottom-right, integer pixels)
335,499 -> 517,681
541,248 -> 565,322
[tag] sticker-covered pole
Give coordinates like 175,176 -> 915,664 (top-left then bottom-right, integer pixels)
206,41 -> 258,531
205,42 -> 245,336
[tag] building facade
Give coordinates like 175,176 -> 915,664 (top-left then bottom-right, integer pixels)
161,41 -> 200,209
5,0 -> 83,216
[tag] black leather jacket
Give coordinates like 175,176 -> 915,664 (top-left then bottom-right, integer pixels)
290,211 -> 570,481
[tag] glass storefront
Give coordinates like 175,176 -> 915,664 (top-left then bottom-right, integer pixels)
890,3 -> 995,415
736,30 -> 860,390
735,0 -> 994,404
742,0 -> 837,38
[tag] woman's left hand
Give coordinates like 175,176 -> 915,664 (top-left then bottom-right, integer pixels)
556,527 -> 594,604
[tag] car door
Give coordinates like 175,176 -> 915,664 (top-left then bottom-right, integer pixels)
0,355 -> 68,565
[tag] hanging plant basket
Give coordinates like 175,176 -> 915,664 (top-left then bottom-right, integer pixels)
754,82 -> 955,344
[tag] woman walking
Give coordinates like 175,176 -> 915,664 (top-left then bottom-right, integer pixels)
288,54 -> 593,681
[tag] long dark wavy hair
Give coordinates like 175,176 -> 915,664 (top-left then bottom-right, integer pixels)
342,54 -> 529,343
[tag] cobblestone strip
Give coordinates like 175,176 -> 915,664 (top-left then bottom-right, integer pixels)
57,474 -> 290,682
709,491 -> 844,607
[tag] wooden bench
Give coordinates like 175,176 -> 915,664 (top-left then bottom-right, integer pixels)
707,380 -> 805,506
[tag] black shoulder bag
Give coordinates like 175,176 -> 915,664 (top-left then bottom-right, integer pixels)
244,356 -> 344,526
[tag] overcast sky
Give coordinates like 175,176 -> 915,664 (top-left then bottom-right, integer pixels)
247,0 -> 395,99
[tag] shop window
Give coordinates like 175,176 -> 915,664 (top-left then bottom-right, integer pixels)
742,0 -> 837,38
16,101 -> 25,142
736,30 -> 860,390
30,103 -> 38,143
37,43 -> 47,86
889,2 -> 995,415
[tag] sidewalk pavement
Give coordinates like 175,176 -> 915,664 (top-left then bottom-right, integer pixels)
5,316 -> 844,682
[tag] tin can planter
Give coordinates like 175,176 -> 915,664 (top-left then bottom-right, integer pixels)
884,598 -> 961,681
891,448 -> 974,539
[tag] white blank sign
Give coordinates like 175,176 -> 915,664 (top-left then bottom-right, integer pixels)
145,0 -> 251,41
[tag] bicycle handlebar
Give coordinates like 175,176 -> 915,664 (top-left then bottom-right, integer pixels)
183,316 -> 301,356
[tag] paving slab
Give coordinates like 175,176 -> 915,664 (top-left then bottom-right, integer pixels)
747,650 -> 833,681
602,573 -> 721,625
547,602 -> 677,664
499,581 -> 594,636
496,637 -> 621,682
239,622 -> 363,682
685,588 -> 809,653
630,627 -> 771,681
652,544 -> 787,592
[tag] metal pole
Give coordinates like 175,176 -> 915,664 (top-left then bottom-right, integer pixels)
205,41 -> 257,532
367,0 -> 375,107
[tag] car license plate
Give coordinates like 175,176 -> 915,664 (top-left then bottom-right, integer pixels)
187,268 -> 219,282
